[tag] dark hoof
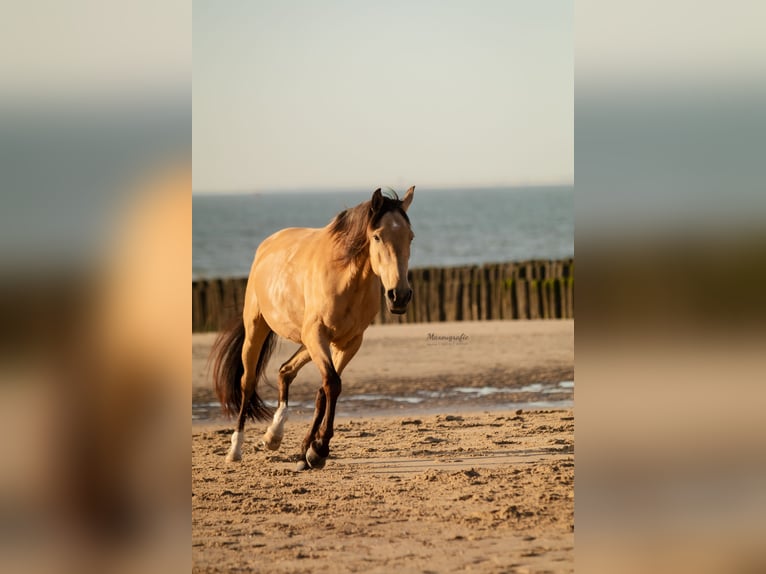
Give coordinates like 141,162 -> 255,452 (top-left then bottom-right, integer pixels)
295,460 -> 310,472
306,445 -> 326,469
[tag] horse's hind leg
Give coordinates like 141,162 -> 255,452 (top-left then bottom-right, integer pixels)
227,315 -> 272,462
262,345 -> 311,450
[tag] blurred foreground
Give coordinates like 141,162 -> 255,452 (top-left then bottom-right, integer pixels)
0,3 -> 190,572
576,1 -> 766,571
0,167 -> 190,574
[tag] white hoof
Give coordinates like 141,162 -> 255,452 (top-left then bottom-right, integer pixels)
262,428 -> 283,451
226,430 -> 243,462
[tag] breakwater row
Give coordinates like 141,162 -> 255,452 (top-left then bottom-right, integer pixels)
192,259 -> 573,332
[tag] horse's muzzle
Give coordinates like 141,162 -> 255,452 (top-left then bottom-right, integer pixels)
386,287 -> 412,314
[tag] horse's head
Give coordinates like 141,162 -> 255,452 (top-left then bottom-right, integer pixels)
368,186 -> 415,314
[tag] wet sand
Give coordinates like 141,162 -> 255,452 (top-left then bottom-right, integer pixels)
192,320 -> 574,573
193,320 -> 574,420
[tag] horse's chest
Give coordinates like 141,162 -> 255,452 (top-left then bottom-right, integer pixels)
325,289 -> 378,341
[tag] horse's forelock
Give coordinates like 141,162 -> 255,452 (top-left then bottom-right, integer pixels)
371,196 -> 410,228
329,194 -> 410,264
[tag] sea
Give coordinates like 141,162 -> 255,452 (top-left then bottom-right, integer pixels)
192,186 -> 573,280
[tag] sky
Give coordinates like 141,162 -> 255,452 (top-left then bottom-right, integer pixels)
193,1 -> 572,192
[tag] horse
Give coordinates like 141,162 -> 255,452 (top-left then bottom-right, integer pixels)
211,186 -> 415,470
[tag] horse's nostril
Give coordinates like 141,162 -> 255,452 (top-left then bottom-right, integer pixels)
386,289 -> 396,302
405,289 -> 413,303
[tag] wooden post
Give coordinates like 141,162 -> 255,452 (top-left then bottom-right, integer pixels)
442,267 -> 452,321
516,279 -> 528,319
551,279 -> 559,318
478,266 -> 487,320
508,276 -> 517,319
221,278 -> 239,327
491,265 -> 502,320
497,266 -> 506,319
408,269 -> 417,323
206,280 -> 223,331
425,267 -> 433,322
556,278 -> 564,319
192,282 -> 203,332
548,279 -> 556,319
434,267 -> 444,321
529,279 -> 540,319
505,263 -> 516,319
567,276 -> 574,318
461,267 -> 471,320
431,267 -> 442,322
540,279 -> 550,319
470,266 -> 479,321
447,267 -> 458,321
416,268 -> 426,323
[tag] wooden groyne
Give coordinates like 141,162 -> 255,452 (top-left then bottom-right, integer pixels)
192,259 -> 573,332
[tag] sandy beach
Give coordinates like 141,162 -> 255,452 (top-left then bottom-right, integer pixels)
193,320 -> 574,573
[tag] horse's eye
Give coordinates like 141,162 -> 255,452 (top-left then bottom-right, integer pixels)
373,234 -> 381,242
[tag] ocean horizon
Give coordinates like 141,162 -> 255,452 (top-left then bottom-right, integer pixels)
193,186 -> 573,280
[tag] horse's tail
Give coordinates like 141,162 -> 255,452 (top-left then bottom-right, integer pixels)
211,316 -> 277,422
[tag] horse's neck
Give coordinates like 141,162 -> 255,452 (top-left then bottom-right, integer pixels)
339,253 -> 377,289
325,244 -> 380,324
322,231 -> 379,293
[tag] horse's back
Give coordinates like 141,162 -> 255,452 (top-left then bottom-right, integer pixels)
253,227 -> 325,272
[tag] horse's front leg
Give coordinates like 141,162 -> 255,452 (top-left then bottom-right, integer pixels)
305,367 -> 341,469
262,345 -> 311,450
299,333 -> 363,470
297,386 -> 327,470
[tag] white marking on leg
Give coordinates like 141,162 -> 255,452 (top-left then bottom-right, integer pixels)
226,430 -> 244,462
263,401 -> 288,450
272,401 -> 289,434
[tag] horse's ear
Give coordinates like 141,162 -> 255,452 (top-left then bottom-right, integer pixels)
401,186 -> 415,212
371,188 -> 384,213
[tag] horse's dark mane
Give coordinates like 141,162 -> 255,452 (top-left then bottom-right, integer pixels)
328,190 -> 410,265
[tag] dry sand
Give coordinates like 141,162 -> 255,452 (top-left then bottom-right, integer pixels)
193,320 -> 574,573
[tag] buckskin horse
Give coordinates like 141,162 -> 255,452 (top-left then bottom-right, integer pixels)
211,187 -> 415,470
